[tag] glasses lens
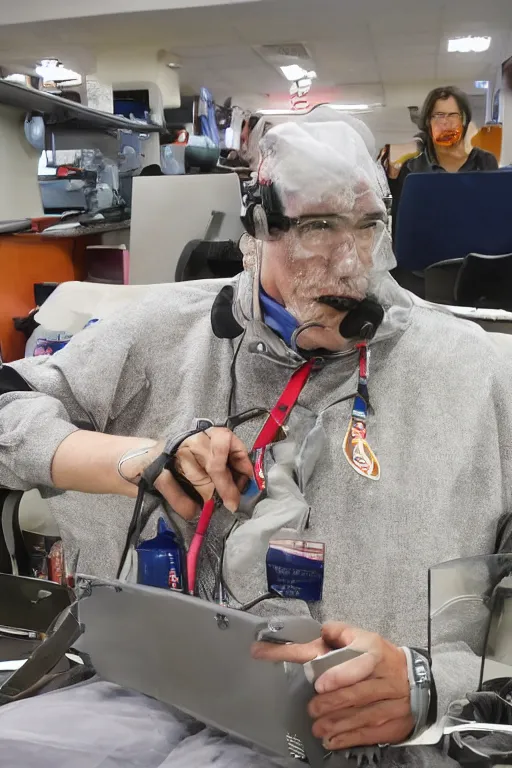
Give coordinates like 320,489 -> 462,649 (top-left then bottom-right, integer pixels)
294,216 -> 381,251
432,112 -> 462,126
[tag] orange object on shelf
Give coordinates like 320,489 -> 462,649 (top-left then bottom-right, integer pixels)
471,123 -> 503,164
0,233 -> 88,362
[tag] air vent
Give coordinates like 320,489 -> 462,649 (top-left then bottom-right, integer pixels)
254,43 -> 313,69
260,43 -> 310,60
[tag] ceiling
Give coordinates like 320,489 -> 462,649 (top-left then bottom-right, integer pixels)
0,0 -> 510,141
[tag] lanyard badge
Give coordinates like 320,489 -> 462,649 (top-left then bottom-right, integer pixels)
343,343 -> 380,480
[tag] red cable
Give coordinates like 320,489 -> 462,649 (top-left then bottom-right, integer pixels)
186,497 -> 215,594
186,359 -> 316,595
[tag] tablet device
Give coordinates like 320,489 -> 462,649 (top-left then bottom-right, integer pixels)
74,577 -> 326,763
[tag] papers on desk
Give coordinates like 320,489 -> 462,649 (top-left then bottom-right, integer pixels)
424,299 -> 512,323
442,305 -> 512,322
41,221 -> 82,234
0,653 -> 83,673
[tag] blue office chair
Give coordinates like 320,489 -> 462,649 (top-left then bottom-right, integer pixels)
394,171 -> 512,272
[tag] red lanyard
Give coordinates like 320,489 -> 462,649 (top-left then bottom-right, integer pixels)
187,358 -> 316,594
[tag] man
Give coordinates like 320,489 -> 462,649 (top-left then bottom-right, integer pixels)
0,116 -> 510,767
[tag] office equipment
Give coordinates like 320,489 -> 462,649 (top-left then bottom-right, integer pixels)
74,577 -> 325,762
395,172 -> 512,272
129,174 -> 244,284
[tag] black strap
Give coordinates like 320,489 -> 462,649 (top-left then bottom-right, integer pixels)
0,366 -> 32,396
115,427 -> 210,579
0,607 -> 83,705
1,491 -> 31,577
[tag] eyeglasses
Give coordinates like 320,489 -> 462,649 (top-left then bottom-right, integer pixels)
285,215 -> 383,248
430,112 -> 463,126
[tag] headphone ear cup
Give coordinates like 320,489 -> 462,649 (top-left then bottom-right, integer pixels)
253,205 -> 270,240
242,202 -> 257,237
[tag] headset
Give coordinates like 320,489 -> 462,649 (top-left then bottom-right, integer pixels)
242,182 -> 292,240
240,181 -> 385,344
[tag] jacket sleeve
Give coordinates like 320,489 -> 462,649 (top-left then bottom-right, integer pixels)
0,312 -> 146,491
408,341 -> 512,743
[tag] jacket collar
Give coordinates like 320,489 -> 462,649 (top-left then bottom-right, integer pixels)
229,260 -> 414,369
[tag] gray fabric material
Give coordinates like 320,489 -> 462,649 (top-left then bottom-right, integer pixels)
1,274 -> 512,765
0,679 -> 458,768
0,678 -> 293,768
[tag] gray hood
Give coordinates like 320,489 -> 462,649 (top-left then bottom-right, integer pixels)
231,264 -> 415,370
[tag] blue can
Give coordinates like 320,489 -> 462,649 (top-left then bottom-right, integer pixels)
136,518 -> 183,591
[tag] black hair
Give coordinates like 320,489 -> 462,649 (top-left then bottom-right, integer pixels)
419,85 -> 472,138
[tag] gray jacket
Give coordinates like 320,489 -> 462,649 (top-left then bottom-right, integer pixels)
1,271 -> 512,764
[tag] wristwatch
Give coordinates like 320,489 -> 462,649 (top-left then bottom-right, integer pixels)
402,647 -> 432,738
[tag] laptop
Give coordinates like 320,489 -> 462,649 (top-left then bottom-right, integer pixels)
74,577 -> 329,765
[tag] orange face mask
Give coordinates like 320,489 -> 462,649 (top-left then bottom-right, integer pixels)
432,124 -> 463,148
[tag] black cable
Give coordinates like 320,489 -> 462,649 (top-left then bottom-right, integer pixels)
116,483 -> 146,580
227,331 -> 246,417
240,591 -> 277,612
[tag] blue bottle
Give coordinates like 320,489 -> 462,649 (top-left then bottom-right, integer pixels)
136,518 -> 183,591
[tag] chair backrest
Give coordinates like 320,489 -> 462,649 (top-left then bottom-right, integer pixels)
0,491 -> 30,576
424,258 -> 463,305
395,171 -> 512,271
455,253 -> 512,310
175,240 -> 243,282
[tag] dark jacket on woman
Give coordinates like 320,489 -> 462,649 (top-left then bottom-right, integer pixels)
391,144 -> 499,242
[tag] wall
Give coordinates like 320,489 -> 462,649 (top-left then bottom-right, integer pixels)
0,0 -> 258,26
94,48 -> 181,112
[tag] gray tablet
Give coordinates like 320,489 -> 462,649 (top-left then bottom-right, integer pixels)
74,577 -> 328,765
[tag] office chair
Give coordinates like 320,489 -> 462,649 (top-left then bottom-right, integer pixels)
425,252 -> 512,312
456,253 -> 512,310
175,239 -> 243,282
394,172 -> 512,296
175,211 -> 244,282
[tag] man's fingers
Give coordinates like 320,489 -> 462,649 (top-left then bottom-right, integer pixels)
205,429 -> 244,512
319,712 -> 414,751
309,677 -> 396,720
175,447 -> 215,502
177,429 -> 253,513
314,651 -> 377,694
321,622 -> 365,652
154,469 -> 200,520
251,638 -> 327,664
226,432 -> 254,480
312,698 -> 411,742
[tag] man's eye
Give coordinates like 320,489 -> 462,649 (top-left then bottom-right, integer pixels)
359,221 -> 378,230
299,220 -> 333,233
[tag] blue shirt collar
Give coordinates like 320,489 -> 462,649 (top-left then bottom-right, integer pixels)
259,287 -> 299,347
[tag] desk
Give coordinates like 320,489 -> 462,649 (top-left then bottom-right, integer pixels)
0,234 -> 88,362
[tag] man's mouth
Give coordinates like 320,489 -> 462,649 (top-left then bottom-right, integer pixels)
316,295 -> 360,312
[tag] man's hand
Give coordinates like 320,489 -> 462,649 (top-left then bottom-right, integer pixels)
252,622 -> 413,751
122,427 -> 253,520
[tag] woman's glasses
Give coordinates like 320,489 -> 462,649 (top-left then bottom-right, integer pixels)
431,112 -> 463,126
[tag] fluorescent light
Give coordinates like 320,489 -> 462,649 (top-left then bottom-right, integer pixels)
448,36 -> 491,53
280,65 -> 316,82
329,103 -> 385,112
330,103 -> 369,110
475,80 -> 489,89
257,109 -> 302,115
280,65 -> 307,81
257,102 -> 382,116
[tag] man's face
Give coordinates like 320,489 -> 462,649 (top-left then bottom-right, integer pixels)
260,181 -> 385,351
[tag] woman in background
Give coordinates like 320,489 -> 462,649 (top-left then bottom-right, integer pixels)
391,85 -> 498,240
